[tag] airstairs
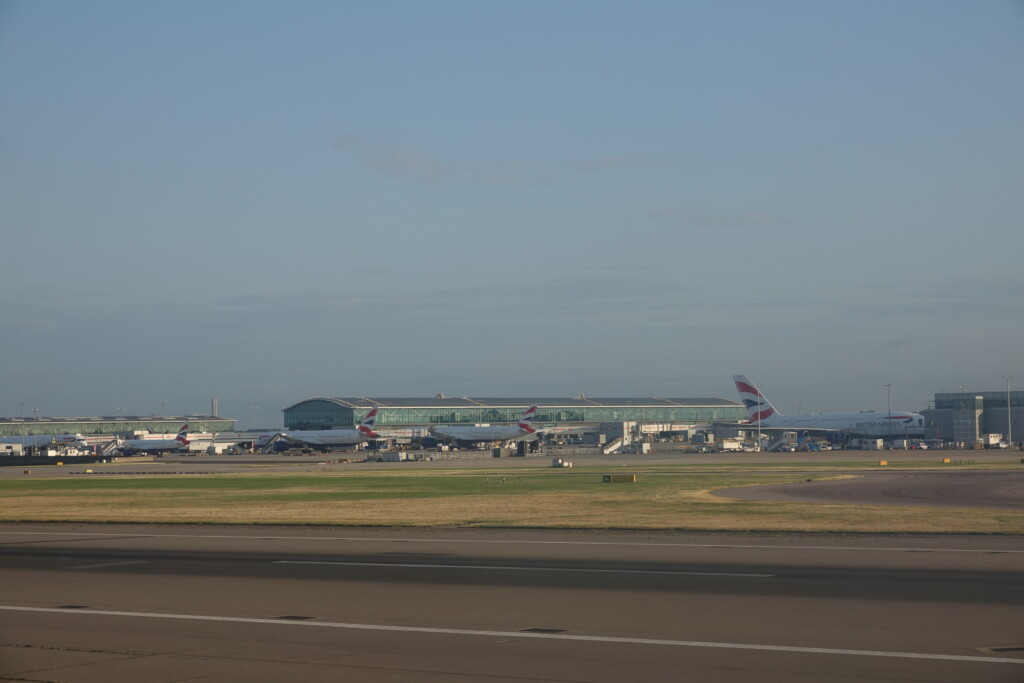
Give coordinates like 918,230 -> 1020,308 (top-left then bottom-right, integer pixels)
767,431 -> 798,452
602,437 -> 624,454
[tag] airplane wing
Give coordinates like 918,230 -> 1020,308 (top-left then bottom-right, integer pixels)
274,433 -> 324,447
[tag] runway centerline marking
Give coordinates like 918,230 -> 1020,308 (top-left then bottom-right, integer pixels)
68,560 -> 146,570
0,531 -> 1019,554
1,605 -> 1020,666
273,560 -> 773,578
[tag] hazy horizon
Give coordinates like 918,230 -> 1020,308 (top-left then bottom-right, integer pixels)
2,1 -> 1022,428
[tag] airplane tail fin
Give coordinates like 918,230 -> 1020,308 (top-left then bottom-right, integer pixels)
732,376 -> 779,423
518,405 -> 538,434
176,423 -> 191,446
358,407 -> 381,439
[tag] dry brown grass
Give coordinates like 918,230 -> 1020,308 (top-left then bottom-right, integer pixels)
2,476 -> 1021,534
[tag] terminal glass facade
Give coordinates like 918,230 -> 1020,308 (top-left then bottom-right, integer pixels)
283,399 -> 746,431
935,391 -> 1024,411
0,417 -> 235,437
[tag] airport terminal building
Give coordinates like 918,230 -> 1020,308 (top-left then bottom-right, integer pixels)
0,415 -> 236,438
923,389 -> 1024,445
283,397 -> 746,431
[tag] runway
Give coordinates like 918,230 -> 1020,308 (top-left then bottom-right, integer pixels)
1,524 -> 1021,682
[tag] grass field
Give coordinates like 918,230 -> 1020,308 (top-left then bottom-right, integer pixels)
2,465 -> 1022,534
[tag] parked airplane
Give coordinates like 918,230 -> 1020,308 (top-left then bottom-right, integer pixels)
116,423 -> 191,454
0,433 -> 89,450
733,375 -> 925,440
273,407 -> 381,450
429,405 -> 538,445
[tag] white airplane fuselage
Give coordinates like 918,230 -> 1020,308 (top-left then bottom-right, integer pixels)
430,425 -> 531,443
118,437 -> 189,453
276,408 -> 381,449
753,412 -> 925,438
430,405 -> 539,444
277,429 -> 371,447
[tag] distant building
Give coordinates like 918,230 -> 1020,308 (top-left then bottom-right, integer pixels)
923,390 -> 1024,444
0,415 -> 236,438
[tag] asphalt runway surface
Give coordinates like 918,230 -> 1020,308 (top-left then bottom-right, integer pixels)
717,471 -> 1024,510
1,524 -> 1022,682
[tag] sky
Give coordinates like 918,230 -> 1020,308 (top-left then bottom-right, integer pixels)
1,1 -> 1022,428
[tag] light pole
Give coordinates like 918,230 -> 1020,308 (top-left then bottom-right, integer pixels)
28,409 -> 38,455
250,405 -> 259,431
1003,375 -> 1013,447
755,383 -> 763,452
884,383 -> 892,444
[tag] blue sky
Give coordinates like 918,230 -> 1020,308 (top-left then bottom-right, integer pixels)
2,1 -> 1022,427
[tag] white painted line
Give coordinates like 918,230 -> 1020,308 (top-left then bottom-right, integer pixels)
0,530 -> 1020,554
273,560 -> 773,578
68,560 -> 146,570
1,605 -> 1020,665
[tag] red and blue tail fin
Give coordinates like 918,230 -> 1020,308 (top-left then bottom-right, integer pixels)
176,423 -> 191,446
358,407 -> 380,439
732,376 -> 779,423
518,405 -> 538,434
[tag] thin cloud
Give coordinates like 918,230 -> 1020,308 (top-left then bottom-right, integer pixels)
218,291 -> 364,311
407,273 -> 689,324
334,135 -> 666,184
358,265 -> 395,278
564,155 -> 665,171
650,208 -> 790,229
332,135 -> 531,184
333,135 -> 452,181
